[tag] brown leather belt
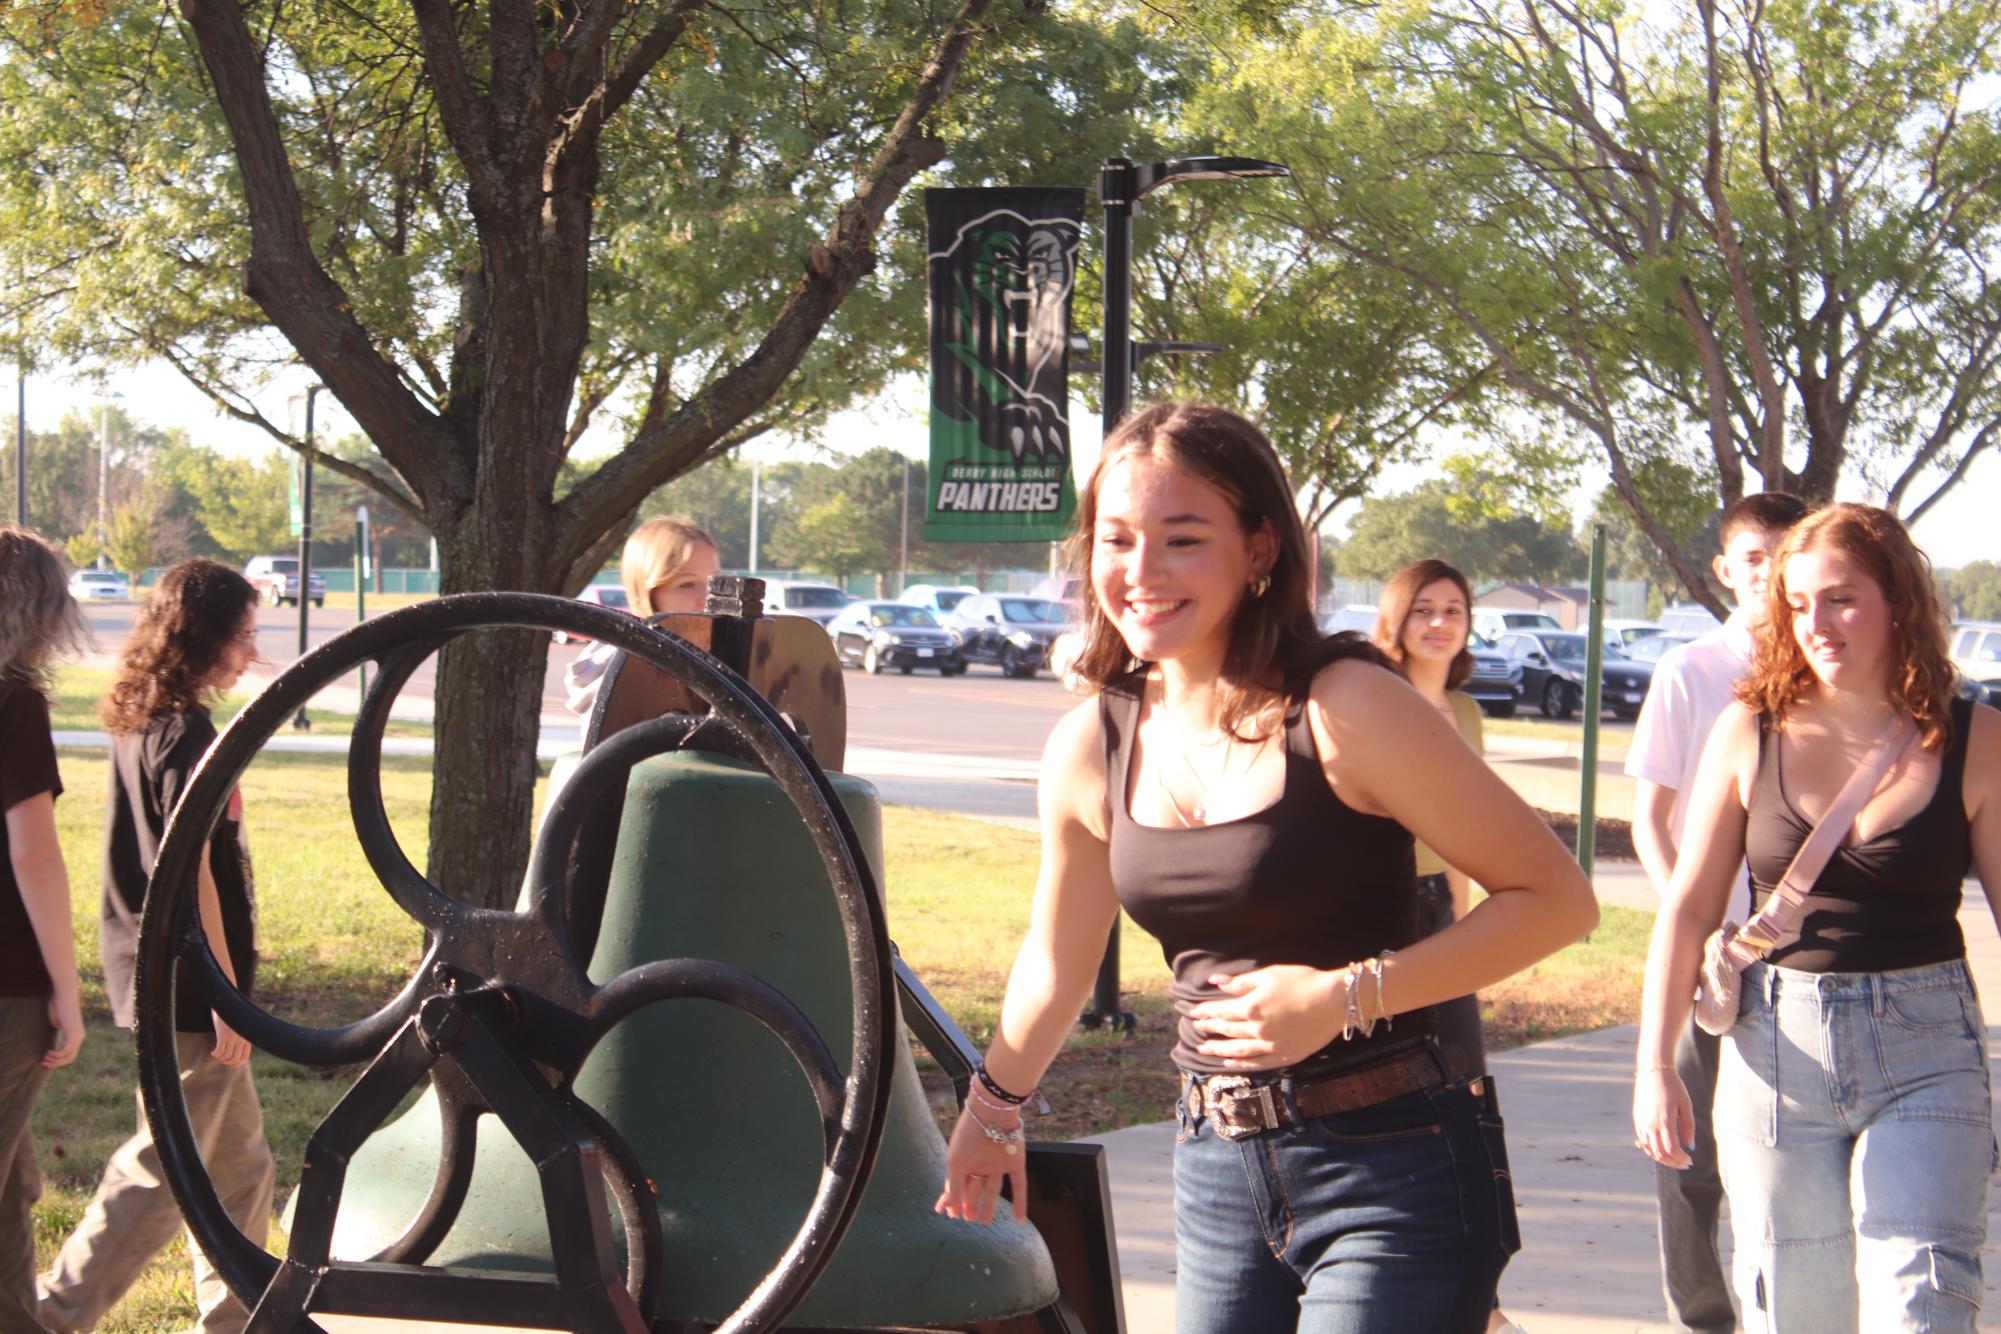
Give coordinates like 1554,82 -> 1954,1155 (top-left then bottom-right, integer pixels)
1187,1047 -> 1448,1141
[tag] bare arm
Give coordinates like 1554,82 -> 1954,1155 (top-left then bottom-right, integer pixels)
1966,703 -> 2001,931
1633,705 -> 1758,1167
196,839 -> 250,1067
1632,780 -> 1680,899
7,792 -> 83,1068
1190,662 -> 1597,1067
1443,865 -> 1473,922
982,707 -> 1122,1095
938,700 -> 1120,1223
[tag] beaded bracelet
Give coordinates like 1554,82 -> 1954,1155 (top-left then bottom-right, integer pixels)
965,1110 -> 1025,1156
975,1062 -> 1032,1106
967,1081 -> 1026,1121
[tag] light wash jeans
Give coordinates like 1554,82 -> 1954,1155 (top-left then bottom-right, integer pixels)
1715,958 -> 1994,1333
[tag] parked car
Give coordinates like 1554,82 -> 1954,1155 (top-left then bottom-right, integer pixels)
1320,604 -> 1380,636
1951,621 -> 2001,692
1029,575 -> 1084,602
766,581 -> 853,626
827,601 -> 966,675
1463,635 -> 1525,718
950,593 -> 1073,678
1625,633 -> 1696,664
67,568 -> 126,601
1495,629 -> 1655,720
243,554 -> 326,607
898,584 -> 984,618
1658,604 -> 1723,638
551,584 -> 629,645
1471,608 -> 1561,643
1602,619 -> 1665,652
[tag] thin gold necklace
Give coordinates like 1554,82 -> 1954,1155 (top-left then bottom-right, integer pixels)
1149,701 -> 1262,827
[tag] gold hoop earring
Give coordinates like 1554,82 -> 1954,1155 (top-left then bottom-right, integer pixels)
1251,573 -> 1271,599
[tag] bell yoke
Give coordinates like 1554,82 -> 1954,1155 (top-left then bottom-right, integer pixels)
129,584 -> 1085,1334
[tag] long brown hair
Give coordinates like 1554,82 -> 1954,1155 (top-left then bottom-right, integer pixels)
101,559 -> 258,735
1737,503 -> 1956,751
1373,559 -> 1475,691
0,526 -> 90,694
1063,401 -> 1387,736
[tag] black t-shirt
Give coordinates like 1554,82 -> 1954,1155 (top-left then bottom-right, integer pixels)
101,706 -> 257,1032
0,678 -> 63,998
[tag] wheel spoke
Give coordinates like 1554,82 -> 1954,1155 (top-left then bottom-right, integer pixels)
588,958 -> 845,1153
287,1023 -> 440,1268
177,930 -> 433,1069
349,639 -> 458,930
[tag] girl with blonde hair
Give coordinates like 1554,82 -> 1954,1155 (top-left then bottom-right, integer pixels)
563,515 -> 721,714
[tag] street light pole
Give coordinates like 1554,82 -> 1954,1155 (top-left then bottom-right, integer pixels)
293,386 -> 320,731
900,454 -> 911,595
95,390 -> 121,568
14,365 -> 24,527
1081,153 -> 1291,1036
748,455 -> 762,572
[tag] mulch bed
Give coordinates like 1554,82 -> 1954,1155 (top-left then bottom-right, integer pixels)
1539,808 -> 1636,862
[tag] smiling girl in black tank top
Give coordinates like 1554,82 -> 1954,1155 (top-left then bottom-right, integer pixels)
935,403 -> 1598,1334
1634,505 -> 2001,1333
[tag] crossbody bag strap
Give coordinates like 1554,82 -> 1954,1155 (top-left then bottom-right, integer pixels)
1730,714 -> 1918,958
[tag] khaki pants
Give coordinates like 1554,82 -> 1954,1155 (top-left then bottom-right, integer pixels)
0,998 -> 53,1334
38,1033 -> 275,1334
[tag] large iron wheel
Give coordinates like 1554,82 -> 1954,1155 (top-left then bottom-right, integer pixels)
133,593 -> 895,1334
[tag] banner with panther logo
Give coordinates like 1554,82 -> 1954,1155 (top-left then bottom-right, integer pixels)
925,187 -> 1085,542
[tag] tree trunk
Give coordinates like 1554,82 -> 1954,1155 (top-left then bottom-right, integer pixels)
425,508 -> 555,909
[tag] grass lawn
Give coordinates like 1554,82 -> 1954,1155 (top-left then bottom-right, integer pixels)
27,744 -> 1646,1331
45,666 -> 432,741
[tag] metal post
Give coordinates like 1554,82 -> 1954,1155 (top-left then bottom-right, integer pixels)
748,456 -> 762,574
1082,158 -> 1139,1036
355,504 -> 369,703
899,454 -> 910,596
14,366 -> 24,527
293,387 -> 319,731
1100,159 -> 1136,428
1576,525 -> 1607,879
96,398 -> 112,567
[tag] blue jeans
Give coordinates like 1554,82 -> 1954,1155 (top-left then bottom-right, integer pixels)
1171,1067 -> 1518,1333
1716,959 -> 1995,1333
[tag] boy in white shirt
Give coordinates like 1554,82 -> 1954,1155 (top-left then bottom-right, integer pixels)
1624,492 -> 1807,1333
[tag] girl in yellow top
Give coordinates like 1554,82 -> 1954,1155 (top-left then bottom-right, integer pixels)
1375,558 -> 1524,1334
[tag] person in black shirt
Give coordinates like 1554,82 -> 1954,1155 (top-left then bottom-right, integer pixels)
1635,505 -> 2001,1331
935,403 -> 1598,1332
38,560 -> 275,1334
0,527 -> 90,1334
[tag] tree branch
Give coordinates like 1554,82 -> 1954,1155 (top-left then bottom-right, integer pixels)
551,0 -> 1000,573
176,0 -> 456,509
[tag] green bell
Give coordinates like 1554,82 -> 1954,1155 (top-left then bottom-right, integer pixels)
320,750 -> 1058,1329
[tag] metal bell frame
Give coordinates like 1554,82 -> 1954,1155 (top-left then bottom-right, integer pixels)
131,592 -> 896,1334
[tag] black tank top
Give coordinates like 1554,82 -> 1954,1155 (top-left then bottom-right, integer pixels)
1746,697 -> 1973,973
1101,676 -> 1433,1076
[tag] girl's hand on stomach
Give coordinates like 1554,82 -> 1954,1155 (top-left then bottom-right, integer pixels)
1188,964 -> 1343,1069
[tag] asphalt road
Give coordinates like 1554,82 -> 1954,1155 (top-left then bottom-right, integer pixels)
77,600 -> 1081,760
77,600 -> 1633,765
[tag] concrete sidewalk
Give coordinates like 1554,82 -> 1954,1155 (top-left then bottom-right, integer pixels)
1085,874 -> 2001,1332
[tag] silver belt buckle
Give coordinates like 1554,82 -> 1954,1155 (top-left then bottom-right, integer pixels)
1202,1075 -> 1282,1140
